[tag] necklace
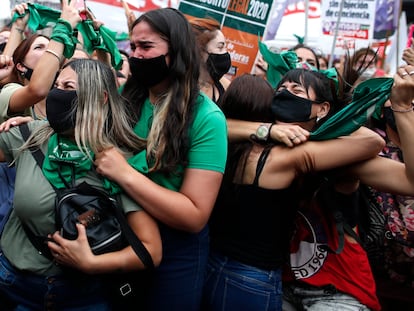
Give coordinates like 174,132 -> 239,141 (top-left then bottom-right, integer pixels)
33,103 -> 47,120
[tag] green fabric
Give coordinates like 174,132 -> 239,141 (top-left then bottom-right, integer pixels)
320,67 -> 339,94
259,40 -> 298,88
12,3 -> 122,69
42,134 -> 122,194
42,134 -> 93,188
0,121 -> 142,276
11,3 -> 60,32
116,32 -> 130,41
50,19 -> 78,59
103,150 -> 149,194
77,20 -> 123,70
293,34 -> 304,44
130,94 -> 227,191
310,77 -> 394,140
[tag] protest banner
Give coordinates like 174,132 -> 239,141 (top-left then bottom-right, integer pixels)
179,0 -> 274,78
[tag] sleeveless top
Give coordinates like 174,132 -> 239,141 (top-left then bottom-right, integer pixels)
209,147 -> 299,270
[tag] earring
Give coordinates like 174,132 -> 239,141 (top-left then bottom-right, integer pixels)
316,116 -> 320,123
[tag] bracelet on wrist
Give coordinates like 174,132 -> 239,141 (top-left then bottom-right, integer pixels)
13,27 -> 24,34
390,105 -> 414,113
45,49 -> 62,63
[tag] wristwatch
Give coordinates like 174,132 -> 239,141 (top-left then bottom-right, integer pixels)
255,123 -> 273,141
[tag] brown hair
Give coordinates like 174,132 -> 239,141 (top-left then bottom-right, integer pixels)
10,34 -> 49,84
350,47 -> 377,71
189,17 -> 221,53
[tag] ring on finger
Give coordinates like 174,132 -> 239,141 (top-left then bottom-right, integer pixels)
409,71 -> 414,75
401,72 -> 409,76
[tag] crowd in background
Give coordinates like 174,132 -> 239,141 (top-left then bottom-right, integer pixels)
0,1 -> 413,310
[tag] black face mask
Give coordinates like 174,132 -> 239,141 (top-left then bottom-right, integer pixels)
46,88 -> 78,134
383,106 -> 398,133
0,42 -> 6,53
21,65 -> 33,81
206,52 -> 231,82
129,55 -> 169,88
272,89 -> 316,122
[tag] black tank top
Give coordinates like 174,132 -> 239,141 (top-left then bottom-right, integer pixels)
209,147 -> 299,270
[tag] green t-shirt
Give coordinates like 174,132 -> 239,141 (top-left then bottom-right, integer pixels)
133,93 -> 227,191
0,121 -> 142,276
0,83 -> 33,123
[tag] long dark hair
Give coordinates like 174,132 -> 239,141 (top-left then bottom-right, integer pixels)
219,74 -> 274,186
122,8 -> 200,173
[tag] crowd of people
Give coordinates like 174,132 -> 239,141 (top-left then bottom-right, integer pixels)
0,1 -> 413,310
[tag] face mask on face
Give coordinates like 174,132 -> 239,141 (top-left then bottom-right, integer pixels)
359,67 -> 376,81
46,88 -> 78,134
20,65 -> 33,81
296,61 -> 318,71
129,54 -> 170,88
272,89 -> 317,123
383,106 -> 398,133
206,52 -> 231,82
0,42 -> 6,53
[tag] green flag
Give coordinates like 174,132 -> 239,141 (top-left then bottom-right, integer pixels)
258,40 -> 298,88
310,77 -> 394,140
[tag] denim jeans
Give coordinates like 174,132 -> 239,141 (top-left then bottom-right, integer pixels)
202,251 -> 283,311
283,283 -> 371,311
145,225 -> 210,311
0,252 -> 111,311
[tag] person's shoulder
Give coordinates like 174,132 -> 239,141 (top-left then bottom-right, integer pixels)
6,120 -> 47,139
219,76 -> 232,90
0,83 -> 22,100
1,83 -> 22,93
196,92 -> 222,113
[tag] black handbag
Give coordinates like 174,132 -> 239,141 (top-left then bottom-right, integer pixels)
19,124 -> 154,304
55,179 -> 127,255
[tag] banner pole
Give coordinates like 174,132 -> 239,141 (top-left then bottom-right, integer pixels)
328,0 -> 345,68
304,0 -> 309,44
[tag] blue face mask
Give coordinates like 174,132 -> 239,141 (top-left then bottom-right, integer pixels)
272,89 -> 316,123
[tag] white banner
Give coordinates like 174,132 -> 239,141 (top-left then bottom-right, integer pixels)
87,0 -> 178,33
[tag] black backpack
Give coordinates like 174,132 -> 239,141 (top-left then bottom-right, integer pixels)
316,179 -> 385,255
19,123 -> 155,309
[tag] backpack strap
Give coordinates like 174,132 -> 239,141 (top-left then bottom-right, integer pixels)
112,196 -> 154,269
317,181 -> 361,254
19,123 -> 45,168
19,123 -> 54,259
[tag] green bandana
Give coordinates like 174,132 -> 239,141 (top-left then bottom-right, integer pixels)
11,3 -> 60,31
12,3 -> 122,69
42,134 -> 93,189
258,40 -> 339,89
310,77 -> 394,140
76,20 -> 123,70
42,134 -> 123,195
258,40 -> 298,88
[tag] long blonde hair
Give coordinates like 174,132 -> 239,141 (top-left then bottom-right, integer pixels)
19,59 -> 145,157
